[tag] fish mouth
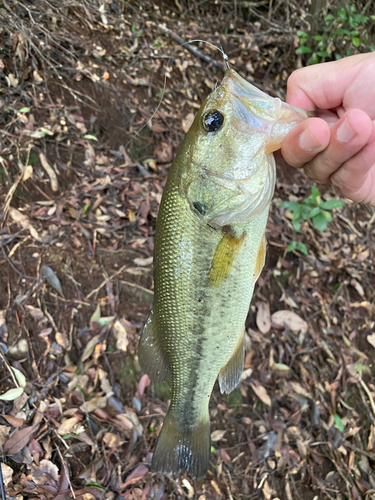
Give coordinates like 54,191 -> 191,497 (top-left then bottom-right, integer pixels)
221,69 -> 311,126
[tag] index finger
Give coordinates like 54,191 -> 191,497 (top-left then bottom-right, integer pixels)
286,53 -> 374,111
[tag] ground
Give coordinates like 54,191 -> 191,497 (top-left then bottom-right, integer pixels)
0,1 -> 375,499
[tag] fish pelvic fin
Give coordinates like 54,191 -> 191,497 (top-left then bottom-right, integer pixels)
218,330 -> 245,394
138,311 -> 169,382
208,229 -> 245,288
152,410 -> 210,479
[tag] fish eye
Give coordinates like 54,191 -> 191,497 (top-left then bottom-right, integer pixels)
202,110 -> 224,132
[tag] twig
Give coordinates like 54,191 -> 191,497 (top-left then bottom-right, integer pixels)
159,25 -> 227,72
344,442 -> 375,461
0,352 -> 19,387
55,443 -> 76,499
337,213 -> 363,238
0,459 -> 5,500
359,371 -> 375,423
85,264 -> 128,299
120,280 -> 154,295
39,153 -> 59,192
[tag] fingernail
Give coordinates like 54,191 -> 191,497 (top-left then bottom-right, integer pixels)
337,118 -> 355,143
299,128 -> 321,151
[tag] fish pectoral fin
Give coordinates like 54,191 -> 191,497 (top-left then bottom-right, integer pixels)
218,330 -> 245,394
208,230 -> 245,288
254,233 -> 267,281
152,410 -> 210,479
138,311 -> 170,382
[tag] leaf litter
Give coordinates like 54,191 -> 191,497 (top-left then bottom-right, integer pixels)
0,0 -> 374,499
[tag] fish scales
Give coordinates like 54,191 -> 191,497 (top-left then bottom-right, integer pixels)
138,69 -> 309,478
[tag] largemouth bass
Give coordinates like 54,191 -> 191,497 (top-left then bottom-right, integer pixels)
139,68 -> 309,478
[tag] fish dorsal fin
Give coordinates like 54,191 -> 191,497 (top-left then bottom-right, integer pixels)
138,311 -> 170,382
218,330 -> 245,394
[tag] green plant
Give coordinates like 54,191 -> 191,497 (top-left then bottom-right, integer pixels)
281,187 -> 345,254
296,5 -> 375,65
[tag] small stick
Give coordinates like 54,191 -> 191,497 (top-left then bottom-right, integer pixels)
39,153 -> 59,192
159,25 -> 228,72
86,264 -> 128,299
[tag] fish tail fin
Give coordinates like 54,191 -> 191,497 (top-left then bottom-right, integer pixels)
152,409 -> 210,479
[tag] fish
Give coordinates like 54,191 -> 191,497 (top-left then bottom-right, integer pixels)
138,68 -> 309,478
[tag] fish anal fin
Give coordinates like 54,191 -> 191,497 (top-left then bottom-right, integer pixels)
253,234 -> 267,281
152,410 -> 210,479
218,331 -> 245,394
138,312 -> 169,382
208,230 -> 245,288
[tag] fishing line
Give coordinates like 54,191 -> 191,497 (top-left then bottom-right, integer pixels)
124,39 -> 230,150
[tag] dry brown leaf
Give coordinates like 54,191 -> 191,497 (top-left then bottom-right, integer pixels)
367,425 -> 375,451
256,301 -> 271,334
1,463 -> 13,486
182,112 -> 194,133
57,416 -> 80,435
211,429 -> 226,442
81,396 -> 107,413
55,331 -> 69,349
123,464 -> 148,487
250,381 -> 271,407
0,414 -> 25,427
4,424 -> 37,454
81,334 -> 101,362
30,459 -> 60,485
0,425 -> 10,447
103,432 -> 124,448
271,310 -> 308,334
112,413 -> 133,432
113,320 -> 129,352
367,334 -> 375,349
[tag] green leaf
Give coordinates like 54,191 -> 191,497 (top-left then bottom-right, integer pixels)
316,51 -> 330,58
333,28 -> 350,36
296,30 -> 308,37
313,35 -> 324,41
90,304 -> 101,323
325,14 -> 334,22
11,367 -> 27,388
287,241 -> 297,253
353,14 -> 368,24
210,445 -> 215,452
299,38 -> 308,45
337,8 -> 347,21
83,134 -> 98,141
296,46 -> 313,54
352,37 -> 360,47
313,212 -> 328,232
319,199 -> 345,210
307,206 -> 321,219
311,186 -> 321,203
275,363 -> 290,371
83,203 -> 90,214
297,242 -> 308,255
298,241 -> 309,255
292,219 -> 301,232
322,210 -> 332,222
19,107 -> 30,113
280,201 -> 301,211
0,387 -> 24,401
307,53 -> 319,65
333,413 -> 344,433
355,364 -> 367,373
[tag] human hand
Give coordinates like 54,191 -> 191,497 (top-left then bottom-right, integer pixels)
281,53 -> 375,206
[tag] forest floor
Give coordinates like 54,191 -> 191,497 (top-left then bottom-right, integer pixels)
0,1 -> 375,499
